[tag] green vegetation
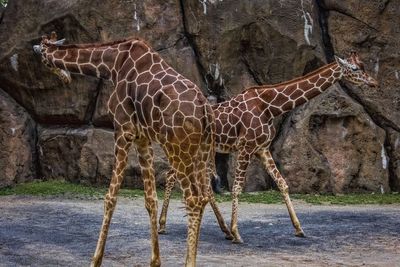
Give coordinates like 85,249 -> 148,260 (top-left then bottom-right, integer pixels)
0,0 -> 7,7
292,192 -> 400,205
1,180 -> 399,205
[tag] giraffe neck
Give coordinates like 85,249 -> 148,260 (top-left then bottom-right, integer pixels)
258,62 -> 342,117
44,40 -> 153,83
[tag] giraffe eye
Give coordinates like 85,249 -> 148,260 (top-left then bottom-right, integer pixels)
351,66 -> 358,71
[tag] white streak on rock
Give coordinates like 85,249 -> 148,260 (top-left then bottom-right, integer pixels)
341,125 -> 348,139
301,0 -> 313,45
11,128 -> 15,135
10,54 -> 18,72
214,62 -> 220,79
133,4 -> 140,31
199,0 -> 207,14
381,145 -> 388,169
199,0 -> 222,15
395,70 -> 399,80
374,58 -> 379,75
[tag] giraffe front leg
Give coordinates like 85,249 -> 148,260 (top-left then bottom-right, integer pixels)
158,169 -> 177,234
137,141 -> 161,267
257,149 -> 305,237
230,152 -> 251,244
91,131 -> 132,267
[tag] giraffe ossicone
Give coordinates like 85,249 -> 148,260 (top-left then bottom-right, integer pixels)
159,52 -> 379,243
33,32 -> 231,267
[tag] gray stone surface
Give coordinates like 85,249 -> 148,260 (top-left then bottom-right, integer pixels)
0,89 -> 36,187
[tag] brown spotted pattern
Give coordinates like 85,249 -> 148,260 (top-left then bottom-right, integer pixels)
34,33 -> 227,267
159,52 -> 379,243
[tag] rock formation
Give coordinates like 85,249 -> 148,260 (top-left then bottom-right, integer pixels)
0,0 -> 398,193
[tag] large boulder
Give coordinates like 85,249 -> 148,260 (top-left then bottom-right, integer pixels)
272,86 -> 389,193
38,127 -> 169,188
0,89 -> 36,187
181,0 -> 325,97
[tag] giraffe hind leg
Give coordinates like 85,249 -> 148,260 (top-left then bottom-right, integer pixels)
230,151 -> 251,244
257,149 -> 305,237
136,140 -> 161,266
158,168 -> 176,234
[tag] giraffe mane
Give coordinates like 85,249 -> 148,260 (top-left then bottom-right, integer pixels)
242,61 -> 338,92
46,36 -> 149,49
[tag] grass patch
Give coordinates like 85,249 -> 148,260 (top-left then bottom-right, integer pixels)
0,180 -> 399,205
0,180 -> 106,198
292,192 -> 400,205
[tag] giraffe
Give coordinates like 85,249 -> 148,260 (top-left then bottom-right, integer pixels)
33,32 -> 231,267
159,52 -> 379,243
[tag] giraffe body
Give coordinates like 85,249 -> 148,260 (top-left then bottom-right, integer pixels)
33,33 -> 228,267
159,53 -> 378,243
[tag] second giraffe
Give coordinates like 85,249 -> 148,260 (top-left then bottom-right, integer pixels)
159,52 -> 378,243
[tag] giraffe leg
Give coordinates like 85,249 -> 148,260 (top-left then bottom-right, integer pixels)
230,152 -> 251,244
257,149 -> 305,237
91,131 -> 132,267
208,182 -> 233,240
159,169 -> 232,239
136,140 -> 161,266
181,141 -> 210,267
184,191 -> 207,267
158,169 -> 176,234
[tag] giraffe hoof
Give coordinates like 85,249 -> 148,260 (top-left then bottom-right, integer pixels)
232,237 -> 244,244
225,233 -> 234,240
150,259 -> 161,267
295,231 -> 305,238
158,228 -> 167,234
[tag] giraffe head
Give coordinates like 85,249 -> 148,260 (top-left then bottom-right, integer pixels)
334,52 -> 378,88
33,32 -> 72,84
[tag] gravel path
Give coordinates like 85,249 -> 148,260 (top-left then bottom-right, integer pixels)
0,196 -> 399,267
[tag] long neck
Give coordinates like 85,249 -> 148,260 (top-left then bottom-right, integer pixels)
46,46 -> 113,80
45,40 -> 159,84
258,62 -> 342,117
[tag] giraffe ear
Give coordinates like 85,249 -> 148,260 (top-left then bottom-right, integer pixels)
334,55 -> 347,67
50,31 -> 57,42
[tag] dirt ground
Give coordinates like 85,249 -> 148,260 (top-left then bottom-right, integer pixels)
0,195 -> 399,267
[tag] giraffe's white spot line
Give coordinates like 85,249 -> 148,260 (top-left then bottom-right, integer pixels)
10,128 -> 15,135
10,54 -> 18,72
395,70 -> 399,80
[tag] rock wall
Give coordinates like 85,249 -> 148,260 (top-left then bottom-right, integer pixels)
0,0 -> 399,193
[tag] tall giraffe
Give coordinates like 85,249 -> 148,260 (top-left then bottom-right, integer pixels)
159,52 -> 378,243
33,32 -> 229,267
